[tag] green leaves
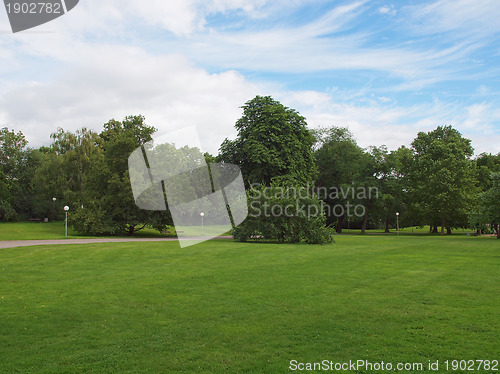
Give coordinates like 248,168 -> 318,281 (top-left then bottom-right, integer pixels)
407,126 -> 477,231
72,116 -> 170,236
219,96 -> 317,186
233,183 -> 334,244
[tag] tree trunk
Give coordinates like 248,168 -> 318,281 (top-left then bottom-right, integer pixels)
446,227 -> 452,235
440,218 -> 446,236
496,223 -> 500,239
360,210 -> 369,235
385,218 -> 390,233
360,201 -> 371,235
336,215 -> 344,234
432,224 -> 438,233
128,225 -> 135,236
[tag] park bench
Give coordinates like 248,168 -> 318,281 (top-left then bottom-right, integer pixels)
28,218 -> 42,222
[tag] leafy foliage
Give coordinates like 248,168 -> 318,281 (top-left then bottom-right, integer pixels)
69,115 -> 173,236
219,96 -> 317,186
233,184 -> 334,244
314,127 -> 374,232
475,172 -> 500,238
0,128 -> 41,221
405,126 -> 477,234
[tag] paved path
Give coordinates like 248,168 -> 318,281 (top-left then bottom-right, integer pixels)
0,237 -> 233,249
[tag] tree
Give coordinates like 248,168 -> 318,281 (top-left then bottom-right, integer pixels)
70,115 -> 172,236
475,152 -> 500,192
482,172 -> 500,239
314,127 -> 370,233
471,172 -> 500,238
33,127 -> 101,220
233,183 -> 334,244
219,96 -> 317,186
406,126 -> 477,235
365,145 -> 408,234
0,127 -> 41,220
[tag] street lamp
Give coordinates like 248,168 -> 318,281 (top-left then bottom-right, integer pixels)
52,197 -> 56,221
200,212 -> 204,235
64,206 -> 69,237
396,212 -> 400,236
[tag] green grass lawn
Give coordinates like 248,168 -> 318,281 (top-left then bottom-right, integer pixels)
340,225 -> 472,235
0,222 -> 473,241
0,236 -> 498,373
0,222 -> 233,240
0,222 -> 177,240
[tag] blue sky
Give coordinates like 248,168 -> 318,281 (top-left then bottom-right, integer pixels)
0,0 -> 499,154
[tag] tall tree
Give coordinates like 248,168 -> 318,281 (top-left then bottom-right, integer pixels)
34,127 -> 101,220
475,152 -> 500,192
314,127 -> 369,233
406,126 -> 477,235
70,115 -> 172,236
219,96 -> 317,186
481,172 -> 500,239
366,145 -> 407,234
0,127 -> 41,220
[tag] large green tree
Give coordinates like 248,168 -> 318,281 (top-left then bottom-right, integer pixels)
365,145 -> 409,234
314,127 -> 372,233
481,172 -> 500,239
475,152 -> 500,192
219,96 -> 317,186
33,127 -> 101,220
0,127 -> 42,221
406,126 -> 477,235
70,115 -> 172,236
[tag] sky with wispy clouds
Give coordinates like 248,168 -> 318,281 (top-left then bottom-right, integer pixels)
0,0 -> 499,155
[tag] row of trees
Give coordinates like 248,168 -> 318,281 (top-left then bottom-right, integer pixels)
1,116 -> 172,236
219,97 -> 500,238
1,96 -> 499,239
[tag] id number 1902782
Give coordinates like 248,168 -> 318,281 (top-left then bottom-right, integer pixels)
5,2 -> 62,14
445,360 -> 498,371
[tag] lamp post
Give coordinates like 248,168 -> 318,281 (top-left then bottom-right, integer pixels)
52,197 -> 56,221
396,212 -> 400,236
64,206 -> 69,237
200,212 -> 204,235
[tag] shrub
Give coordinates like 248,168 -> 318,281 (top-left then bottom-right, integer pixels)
233,184 -> 334,244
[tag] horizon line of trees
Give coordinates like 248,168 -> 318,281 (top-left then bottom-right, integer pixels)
1,95 -> 499,240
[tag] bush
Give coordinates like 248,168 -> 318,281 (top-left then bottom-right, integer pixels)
233,184 -> 334,244
0,200 -> 17,222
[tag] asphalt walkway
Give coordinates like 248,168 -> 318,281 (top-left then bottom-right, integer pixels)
0,237 -> 233,249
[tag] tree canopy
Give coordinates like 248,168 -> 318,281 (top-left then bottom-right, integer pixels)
219,96 -> 317,186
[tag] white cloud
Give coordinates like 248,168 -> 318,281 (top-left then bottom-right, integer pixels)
0,44 -> 260,154
378,5 -> 397,16
274,90 -> 500,155
407,0 -> 500,37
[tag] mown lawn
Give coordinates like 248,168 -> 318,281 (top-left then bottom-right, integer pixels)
0,222 -> 175,240
0,222 -> 475,241
0,236 -> 498,373
0,222 -> 232,240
